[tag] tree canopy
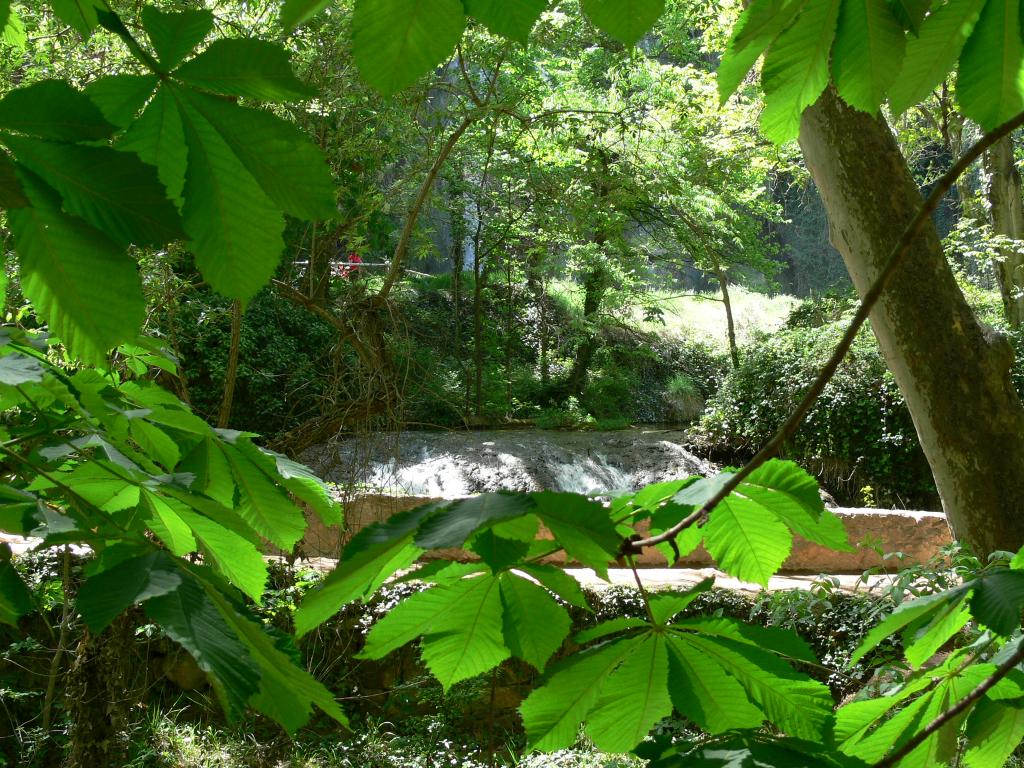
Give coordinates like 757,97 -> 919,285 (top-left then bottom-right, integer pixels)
5,1 -> 1024,766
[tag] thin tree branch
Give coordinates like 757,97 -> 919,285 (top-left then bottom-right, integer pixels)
272,278 -> 375,362
623,109 -> 1024,557
217,300 -> 242,428
873,641 -> 1024,768
375,47 -> 507,303
40,546 -> 72,736
457,44 -> 483,107
375,111 -> 479,303
626,554 -> 657,625
673,207 -> 741,367
273,278 -> 346,332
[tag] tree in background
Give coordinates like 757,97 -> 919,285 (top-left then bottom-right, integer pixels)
8,1 -> 1024,766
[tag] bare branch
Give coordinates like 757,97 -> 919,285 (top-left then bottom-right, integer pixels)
272,278 -> 346,333
457,44 -> 483,106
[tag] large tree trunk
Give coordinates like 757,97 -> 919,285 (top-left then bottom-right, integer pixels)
984,135 -> 1024,325
799,88 -> 1024,557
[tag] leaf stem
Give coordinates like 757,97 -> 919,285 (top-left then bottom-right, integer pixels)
40,546 -> 72,736
626,554 -> 657,625
873,640 -> 1024,768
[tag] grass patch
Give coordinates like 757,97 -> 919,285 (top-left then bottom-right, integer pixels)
546,279 -> 796,351
635,287 -> 797,349
127,710 -> 642,768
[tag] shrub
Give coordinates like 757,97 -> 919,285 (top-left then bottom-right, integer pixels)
535,397 -> 597,429
697,287 -> 1024,507
695,302 -> 936,507
581,361 -> 639,420
169,288 -> 336,436
5,553 -> 909,768
663,373 -> 704,423
583,334 -> 728,424
783,290 -> 856,330
962,284 -> 1024,400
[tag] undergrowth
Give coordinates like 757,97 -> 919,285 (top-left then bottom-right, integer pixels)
3,549 -> 985,768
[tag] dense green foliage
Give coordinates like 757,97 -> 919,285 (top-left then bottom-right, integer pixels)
5,0 -> 1024,766
698,296 -> 936,506
385,276 -> 730,428
0,329 -> 346,734
4,553 -> 917,766
168,274 -> 729,434
0,5 -> 336,363
170,288 -> 336,435
697,282 -> 1024,507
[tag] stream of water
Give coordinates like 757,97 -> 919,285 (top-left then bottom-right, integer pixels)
303,428 -> 714,498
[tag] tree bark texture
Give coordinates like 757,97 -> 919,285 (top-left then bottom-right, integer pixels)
984,135 -> 1024,325
566,264 -> 608,397
307,222 -> 331,305
505,253 -> 514,413
449,182 -> 467,412
799,88 -> 1024,557
473,252 -> 485,417
65,614 -> 139,768
525,250 -> 550,386
715,265 -> 740,369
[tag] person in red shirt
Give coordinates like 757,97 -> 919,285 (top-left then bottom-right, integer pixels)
335,252 -> 363,280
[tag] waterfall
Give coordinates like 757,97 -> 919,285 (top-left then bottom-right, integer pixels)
303,429 -> 713,498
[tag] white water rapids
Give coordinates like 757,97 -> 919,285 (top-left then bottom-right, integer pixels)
302,428 -> 713,498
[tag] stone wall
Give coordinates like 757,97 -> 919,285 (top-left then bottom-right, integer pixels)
297,495 -> 953,574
